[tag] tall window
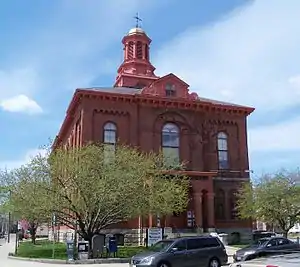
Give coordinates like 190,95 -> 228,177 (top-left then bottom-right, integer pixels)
136,41 -> 143,59
215,189 -> 225,220
128,42 -> 134,59
217,132 -> 229,169
103,122 -> 117,162
165,83 -> 176,97
162,123 -> 180,166
229,190 -> 238,219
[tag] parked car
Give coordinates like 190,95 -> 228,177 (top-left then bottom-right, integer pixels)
252,230 -> 276,243
233,237 -> 300,262
230,251 -> 300,266
130,236 -> 228,267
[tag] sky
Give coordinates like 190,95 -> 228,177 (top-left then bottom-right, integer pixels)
0,0 -> 299,176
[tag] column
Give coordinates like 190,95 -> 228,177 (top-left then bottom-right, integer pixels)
207,193 -> 216,232
193,192 -> 203,233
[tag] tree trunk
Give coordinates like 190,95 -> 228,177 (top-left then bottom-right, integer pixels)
88,237 -> 93,259
31,227 -> 37,244
283,230 -> 288,238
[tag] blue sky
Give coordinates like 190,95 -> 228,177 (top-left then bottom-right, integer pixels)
0,0 -> 299,176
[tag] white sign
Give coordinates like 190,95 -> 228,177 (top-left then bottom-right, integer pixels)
147,227 -> 163,247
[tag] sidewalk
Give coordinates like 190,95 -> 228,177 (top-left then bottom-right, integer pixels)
225,245 -> 238,256
0,235 -> 18,267
0,235 -> 126,266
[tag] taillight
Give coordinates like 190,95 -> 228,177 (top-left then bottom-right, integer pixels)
266,265 -> 279,267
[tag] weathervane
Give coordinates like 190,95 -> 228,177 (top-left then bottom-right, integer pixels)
134,12 -> 142,28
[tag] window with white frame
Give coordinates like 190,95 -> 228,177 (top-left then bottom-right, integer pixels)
162,123 -> 180,166
217,132 -> 229,169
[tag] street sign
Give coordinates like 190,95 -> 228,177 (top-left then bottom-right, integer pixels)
147,228 -> 163,247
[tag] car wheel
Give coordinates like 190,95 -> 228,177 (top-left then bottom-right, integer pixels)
157,262 -> 170,267
208,258 -> 220,267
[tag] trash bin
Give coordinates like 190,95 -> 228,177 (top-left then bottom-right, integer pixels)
78,240 -> 89,260
66,240 -> 74,261
108,236 -> 118,257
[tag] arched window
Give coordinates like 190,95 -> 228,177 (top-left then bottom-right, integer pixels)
103,122 -> 117,162
103,122 -> 116,144
215,189 -> 225,220
217,132 -> 229,169
162,123 -> 180,166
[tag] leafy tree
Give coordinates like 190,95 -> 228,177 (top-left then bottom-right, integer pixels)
237,170 -> 300,237
31,143 -> 189,253
0,164 -> 51,244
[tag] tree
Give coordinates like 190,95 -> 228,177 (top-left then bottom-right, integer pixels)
236,170 -> 300,237
0,164 -> 51,244
31,143 -> 189,253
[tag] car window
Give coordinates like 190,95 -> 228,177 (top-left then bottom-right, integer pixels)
267,239 -> 278,247
173,240 -> 186,251
202,237 -> 220,248
277,238 -> 290,245
187,238 -> 204,250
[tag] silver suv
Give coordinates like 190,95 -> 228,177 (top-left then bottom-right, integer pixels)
130,236 -> 228,267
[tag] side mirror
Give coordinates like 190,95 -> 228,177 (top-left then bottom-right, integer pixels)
266,244 -> 272,248
170,247 -> 178,253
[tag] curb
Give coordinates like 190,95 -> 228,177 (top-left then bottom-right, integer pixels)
8,255 -> 131,264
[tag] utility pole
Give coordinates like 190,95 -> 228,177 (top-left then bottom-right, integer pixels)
7,211 -> 11,243
7,190 -> 12,243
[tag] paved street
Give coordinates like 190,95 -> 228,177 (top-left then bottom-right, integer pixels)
0,236 -> 234,266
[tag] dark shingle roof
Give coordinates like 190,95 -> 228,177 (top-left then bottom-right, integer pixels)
79,87 -> 248,108
80,87 -> 141,95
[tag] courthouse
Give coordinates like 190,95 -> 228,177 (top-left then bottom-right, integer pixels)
54,24 -> 254,243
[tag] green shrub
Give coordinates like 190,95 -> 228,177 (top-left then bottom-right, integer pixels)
16,240 -> 148,260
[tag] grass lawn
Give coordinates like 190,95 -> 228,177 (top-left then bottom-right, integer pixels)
16,240 -> 148,260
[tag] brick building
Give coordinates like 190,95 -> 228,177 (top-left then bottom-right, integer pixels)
53,26 -> 254,243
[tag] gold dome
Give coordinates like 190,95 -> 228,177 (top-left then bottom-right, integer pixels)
128,27 -> 145,35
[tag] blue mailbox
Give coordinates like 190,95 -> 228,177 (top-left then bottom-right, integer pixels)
108,236 -> 118,257
66,240 -> 74,261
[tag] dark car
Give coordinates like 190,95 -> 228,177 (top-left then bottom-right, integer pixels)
233,237 -> 300,262
230,251 -> 300,267
130,236 -> 228,267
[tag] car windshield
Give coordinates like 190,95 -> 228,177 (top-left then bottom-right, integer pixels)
148,240 -> 174,252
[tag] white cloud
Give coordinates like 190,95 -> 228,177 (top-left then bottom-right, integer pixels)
0,68 -> 42,114
0,94 -> 42,115
0,1 -> 164,113
0,68 -> 39,98
248,116 -> 300,152
0,148 -> 47,171
153,0 -> 300,111
153,0 -> 300,162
